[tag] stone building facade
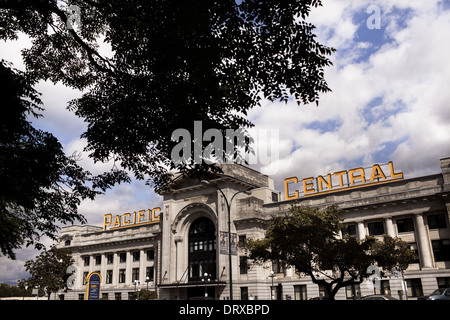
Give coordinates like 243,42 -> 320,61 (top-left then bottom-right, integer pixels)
57,157 -> 450,300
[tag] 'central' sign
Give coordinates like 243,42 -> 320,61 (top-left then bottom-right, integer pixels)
284,161 -> 403,200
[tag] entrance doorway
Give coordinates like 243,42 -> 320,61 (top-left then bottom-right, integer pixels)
188,217 -> 217,282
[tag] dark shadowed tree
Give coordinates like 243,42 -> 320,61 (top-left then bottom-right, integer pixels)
24,245 -> 73,300
242,205 -> 417,300
1,0 -> 335,191
0,61 -> 128,259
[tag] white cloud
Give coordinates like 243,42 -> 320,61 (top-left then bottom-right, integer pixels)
247,1 -> 450,192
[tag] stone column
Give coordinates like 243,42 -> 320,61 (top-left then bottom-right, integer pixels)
174,238 -> 183,282
112,252 -> 119,286
414,213 -> 434,269
139,249 -> 146,284
100,253 -> 107,285
126,251 -> 132,284
385,218 -> 396,237
357,221 -> 366,240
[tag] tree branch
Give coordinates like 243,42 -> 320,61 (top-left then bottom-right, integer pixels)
47,3 -> 115,75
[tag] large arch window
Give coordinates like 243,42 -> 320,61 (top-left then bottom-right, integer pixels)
188,217 -> 216,281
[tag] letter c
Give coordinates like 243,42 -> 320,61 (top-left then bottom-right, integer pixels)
284,177 -> 299,200
123,213 -> 131,225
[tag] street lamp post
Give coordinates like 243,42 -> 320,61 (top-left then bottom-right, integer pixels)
134,280 -> 140,300
268,271 -> 277,300
201,180 -> 251,301
202,273 -> 211,299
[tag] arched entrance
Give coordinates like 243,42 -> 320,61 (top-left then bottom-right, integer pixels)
188,217 -> 217,282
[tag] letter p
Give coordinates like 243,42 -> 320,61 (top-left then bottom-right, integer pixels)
103,214 -> 112,230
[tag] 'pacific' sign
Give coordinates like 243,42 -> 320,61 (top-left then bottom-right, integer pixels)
103,207 -> 161,231
284,161 -> 403,200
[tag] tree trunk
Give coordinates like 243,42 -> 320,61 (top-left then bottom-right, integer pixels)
327,290 -> 336,300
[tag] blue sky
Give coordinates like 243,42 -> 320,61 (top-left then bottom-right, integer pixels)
1,0 -> 450,284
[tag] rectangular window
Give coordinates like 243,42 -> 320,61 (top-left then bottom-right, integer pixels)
95,255 -> 101,265
241,287 -> 249,300
106,270 -> 113,284
83,256 -> 90,266
115,292 -> 122,300
396,218 -> 415,233
119,252 -> 127,263
368,221 -> 385,236
118,269 -> 126,283
437,277 -> 450,289
406,279 -> 423,297
132,268 -> 140,282
272,260 -> 284,274
239,256 -> 248,274
132,251 -> 140,261
78,294 -> 84,300
271,192 -> 279,202
374,280 -> 391,295
107,254 -> 114,264
294,285 -> 307,300
342,224 -> 357,237
432,239 -> 450,262
101,293 -> 109,300
409,243 -> 420,263
146,249 -> 155,260
146,267 -> 154,282
427,213 -> 447,229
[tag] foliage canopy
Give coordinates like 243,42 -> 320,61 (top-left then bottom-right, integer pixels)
24,245 -> 73,300
1,0 -> 335,190
0,1 -> 334,257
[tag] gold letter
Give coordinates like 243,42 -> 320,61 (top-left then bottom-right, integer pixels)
284,177 -> 299,200
318,174 -> 332,191
112,215 -> 121,228
138,210 -> 145,223
152,207 -> 161,221
303,177 -> 315,194
349,167 -> 366,185
369,164 -> 386,182
103,214 -> 112,231
389,161 -> 403,179
123,213 -> 131,225
333,170 -> 347,187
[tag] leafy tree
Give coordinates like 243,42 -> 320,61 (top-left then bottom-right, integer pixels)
242,205 -> 417,300
0,61 -> 129,259
128,289 -> 158,300
370,235 -> 417,275
0,282 -> 33,298
1,0 -> 335,191
24,245 -> 74,300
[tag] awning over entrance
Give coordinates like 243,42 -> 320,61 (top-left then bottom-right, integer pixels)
158,281 -> 226,289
